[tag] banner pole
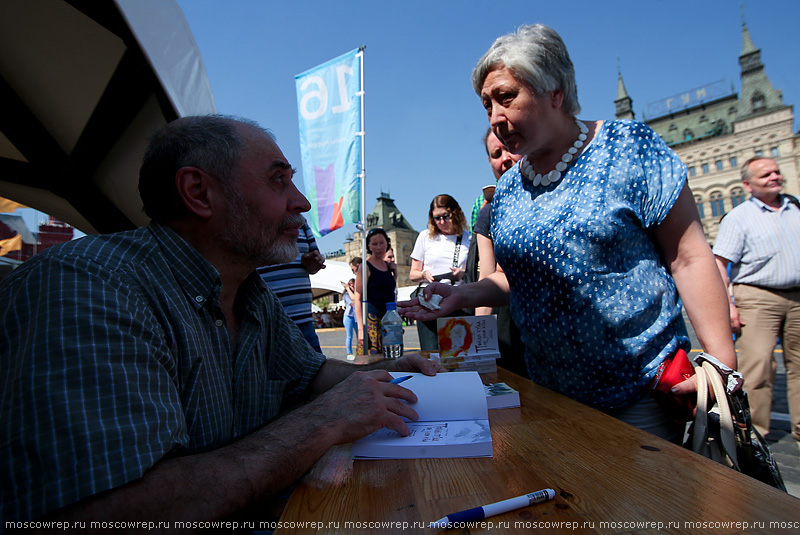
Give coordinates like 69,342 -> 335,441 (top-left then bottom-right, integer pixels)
357,46 -> 369,351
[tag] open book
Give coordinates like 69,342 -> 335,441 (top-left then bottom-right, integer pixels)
352,371 -> 492,459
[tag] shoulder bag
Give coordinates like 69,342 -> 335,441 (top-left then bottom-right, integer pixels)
684,352 -> 786,491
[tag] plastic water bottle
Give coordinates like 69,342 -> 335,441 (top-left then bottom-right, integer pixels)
381,302 -> 404,359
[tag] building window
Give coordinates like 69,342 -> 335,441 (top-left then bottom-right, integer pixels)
752,92 -> 766,112
715,160 -> 723,171
710,191 -> 725,217
729,156 -> 737,168
683,129 -> 694,141
755,150 -> 763,157
730,187 -> 746,208
702,163 -> 709,174
695,196 -> 705,219
688,166 -> 696,177
771,147 -> 779,157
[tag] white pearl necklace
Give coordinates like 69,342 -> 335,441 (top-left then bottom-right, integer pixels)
520,118 -> 588,187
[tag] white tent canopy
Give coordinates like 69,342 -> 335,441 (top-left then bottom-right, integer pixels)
397,285 -> 417,303
0,0 -> 216,234
310,259 -> 417,304
309,260 -> 353,299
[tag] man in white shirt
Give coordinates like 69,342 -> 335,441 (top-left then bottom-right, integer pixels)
713,157 -> 800,440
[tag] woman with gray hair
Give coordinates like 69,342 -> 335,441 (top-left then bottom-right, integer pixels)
401,24 -> 737,443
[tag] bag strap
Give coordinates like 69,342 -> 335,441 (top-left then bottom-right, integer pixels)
452,235 -> 462,268
691,361 -> 739,469
692,365 -> 709,454
702,361 -> 738,469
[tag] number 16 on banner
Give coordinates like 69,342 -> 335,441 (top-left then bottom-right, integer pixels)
295,48 -> 363,238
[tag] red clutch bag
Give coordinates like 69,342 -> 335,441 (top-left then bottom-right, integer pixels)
652,349 -> 696,422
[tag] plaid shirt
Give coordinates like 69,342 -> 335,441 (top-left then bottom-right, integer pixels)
0,224 -> 326,521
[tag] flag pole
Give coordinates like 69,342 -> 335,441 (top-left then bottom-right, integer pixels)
356,46 -> 369,352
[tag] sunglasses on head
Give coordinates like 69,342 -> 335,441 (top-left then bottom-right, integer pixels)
433,214 -> 451,222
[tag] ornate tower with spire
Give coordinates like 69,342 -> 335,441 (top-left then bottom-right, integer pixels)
614,59 -> 635,120
629,11 -> 798,244
737,17 -> 784,120
336,191 -> 418,287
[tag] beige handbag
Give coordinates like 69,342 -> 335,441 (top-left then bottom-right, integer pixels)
684,352 -> 786,491
689,360 -> 738,467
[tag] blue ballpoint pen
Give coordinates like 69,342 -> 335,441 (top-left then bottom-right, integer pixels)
429,488 -> 556,529
389,375 -> 413,384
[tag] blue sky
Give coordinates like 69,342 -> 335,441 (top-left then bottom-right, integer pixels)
26,0 -> 800,252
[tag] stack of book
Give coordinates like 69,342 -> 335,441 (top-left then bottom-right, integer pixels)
433,315 -> 501,373
484,382 -> 520,409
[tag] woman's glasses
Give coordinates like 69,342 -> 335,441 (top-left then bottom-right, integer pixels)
433,214 -> 451,222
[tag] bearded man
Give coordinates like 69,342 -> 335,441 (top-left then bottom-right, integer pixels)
0,115 -> 442,523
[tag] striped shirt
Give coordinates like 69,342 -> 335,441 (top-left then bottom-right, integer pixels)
713,195 -> 800,290
0,224 -> 326,521
257,221 -> 317,326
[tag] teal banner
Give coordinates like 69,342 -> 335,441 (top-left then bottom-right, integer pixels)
295,49 -> 362,237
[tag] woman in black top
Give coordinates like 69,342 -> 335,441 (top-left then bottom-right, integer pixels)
354,228 -> 397,355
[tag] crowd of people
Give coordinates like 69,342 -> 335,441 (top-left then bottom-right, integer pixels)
312,307 -> 344,329
289,22 -> 795,445
1,20 -> 797,526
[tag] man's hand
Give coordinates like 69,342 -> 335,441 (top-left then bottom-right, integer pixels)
307,370 -> 420,441
729,303 -> 745,336
398,282 -> 461,321
387,353 -> 447,375
301,250 -> 326,274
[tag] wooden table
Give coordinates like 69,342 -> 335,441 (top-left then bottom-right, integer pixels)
277,367 -> 799,534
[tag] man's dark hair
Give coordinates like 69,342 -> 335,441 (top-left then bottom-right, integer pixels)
482,127 -> 493,157
138,115 -> 272,223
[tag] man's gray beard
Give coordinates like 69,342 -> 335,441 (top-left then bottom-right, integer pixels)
221,189 -> 301,266
259,239 -> 299,266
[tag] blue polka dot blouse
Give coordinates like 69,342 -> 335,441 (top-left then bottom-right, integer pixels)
492,120 -> 691,410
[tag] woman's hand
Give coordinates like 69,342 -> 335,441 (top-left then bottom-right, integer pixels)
451,267 -> 465,282
422,270 -> 435,283
398,282 -> 460,321
387,260 -> 398,280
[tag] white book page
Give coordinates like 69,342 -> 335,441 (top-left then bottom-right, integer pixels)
352,420 -> 492,459
389,371 -> 488,422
